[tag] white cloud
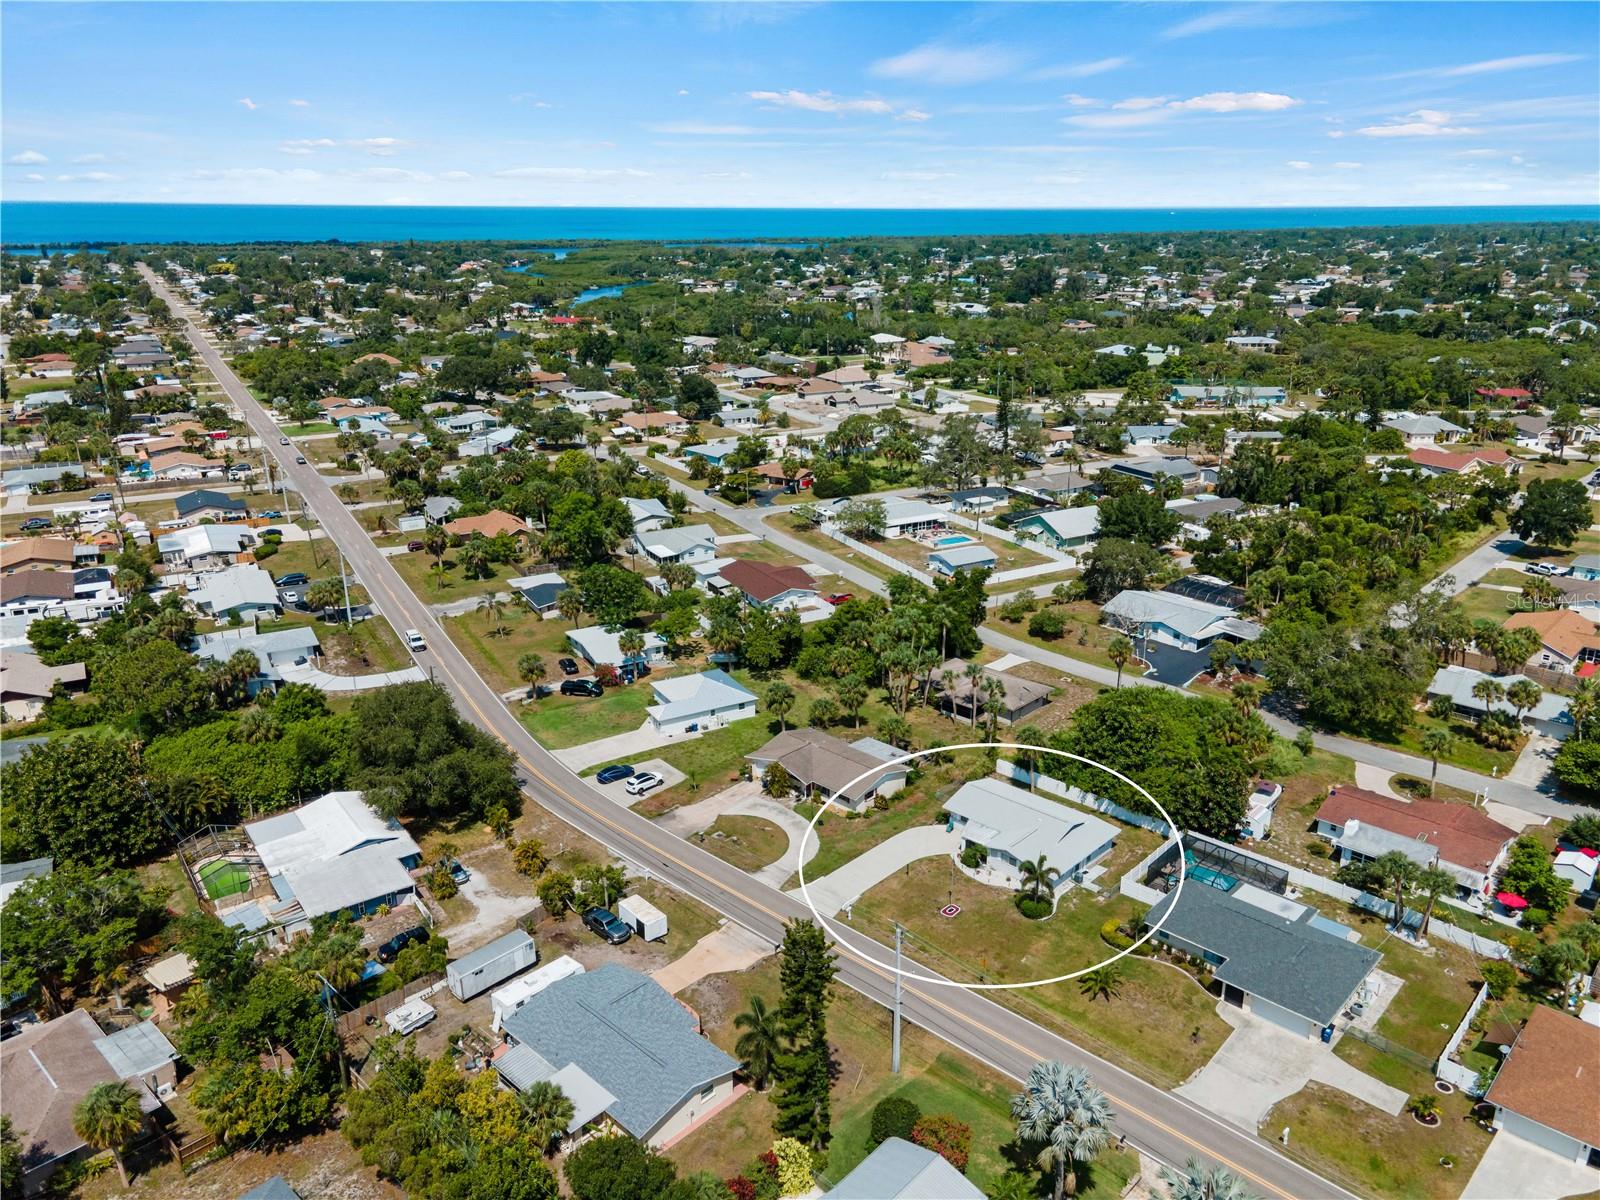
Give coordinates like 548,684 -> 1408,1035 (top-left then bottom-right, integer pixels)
440,170 -> 474,181
1035,56 -> 1130,80
1169,91 -> 1299,113
869,42 -> 1018,85
1287,160 -> 1312,169
1113,96 -> 1171,111
881,169 -> 955,181
53,171 -> 119,183
677,88 -> 690,96
238,97 -> 258,111
8,149 -> 47,164
23,173 -> 45,182
897,108 -> 931,122
493,166 -> 652,180
1334,161 -> 1363,169
289,98 -> 310,107
280,138 -> 338,155
352,137 -> 407,155
1062,94 -> 1104,108
72,153 -> 108,164
1162,3 -> 1340,39
646,121 -> 759,135
1401,52 -> 1584,79
748,90 -> 894,115
1353,109 -> 1478,138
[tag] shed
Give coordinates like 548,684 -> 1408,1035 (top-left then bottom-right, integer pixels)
617,894 -> 668,941
491,955 -> 586,1032
446,928 -> 537,1001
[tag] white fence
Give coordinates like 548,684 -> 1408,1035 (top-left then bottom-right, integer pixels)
1435,982 -> 1492,1095
997,760 -> 1172,835
822,524 -> 934,584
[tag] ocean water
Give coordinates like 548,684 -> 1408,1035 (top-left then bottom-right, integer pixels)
1,202 -> 1595,247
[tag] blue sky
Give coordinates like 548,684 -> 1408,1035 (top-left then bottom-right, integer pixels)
3,2 -> 1597,208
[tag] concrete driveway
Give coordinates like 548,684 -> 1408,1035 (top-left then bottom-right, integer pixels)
789,824 -> 960,916
587,758 -> 686,807
656,779 -> 763,837
552,722 -> 704,771
656,783 -> 819,887
1176,1007 -> 1406,1130
1462,1131 -> 1600,1200
651,922 -> 775,995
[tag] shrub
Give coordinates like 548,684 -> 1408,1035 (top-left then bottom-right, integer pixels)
910,1114 -> 971,1173
253,542 -> 278,560
1307,840 -> 1330,858
1100,917 -> 1133,950
872,793 -> 889,811
726,1178 -> 756,1200
869,1095 -> 921,1148
998,597 -> 1033,623
1261,739 -> 1307,777
1521,907 -> 1552,932
1028,608 -> 1066,639
960,845 -> 988,869
1014,895 -> 1051,920
745,1150 -> 780,1200
426,864 -> 458,900
513,838 -> 549,877
1294,728 -> 1315,756
1480,960 -> 1518,999
771,1138 -> 812,1197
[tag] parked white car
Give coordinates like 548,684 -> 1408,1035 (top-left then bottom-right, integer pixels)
624,771 -> 666,796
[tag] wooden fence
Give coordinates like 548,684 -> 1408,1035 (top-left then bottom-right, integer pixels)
335,971 -> 446,1037
1455,650 -> 1580,695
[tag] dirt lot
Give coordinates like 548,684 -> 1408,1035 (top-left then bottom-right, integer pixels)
82,1128 -> 401,1200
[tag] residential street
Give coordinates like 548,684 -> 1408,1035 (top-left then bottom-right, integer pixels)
143,263 -> 1360,1200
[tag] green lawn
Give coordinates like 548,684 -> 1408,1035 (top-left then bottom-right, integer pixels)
1388,711 -> 1521,777
446,605 -> 576,693
699,815 -> 788,873
1449,582 -> 1531,625
390,546 -> 526,600
989,600 -> 1129,673
521,685 -> 655,749
843,858 -> 1231,1087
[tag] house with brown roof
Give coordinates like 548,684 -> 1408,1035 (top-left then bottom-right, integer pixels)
146,450 -> 224,482
750,461 -> 814,491
1313,785 -> 1517,897
443,509 -> 530,541
929,658 -> 1053,725
354,352 -> 401,367
0,568 -> 78,615
719,560 -> 817,610
746,728 -> 908,813
618,411 -> 690,436
1485,1005 -> 1600,1165
1406,447 -> 1516,476
0,537 -> 76,574
1505,609 -> 1600,672
0,655 -> 87,720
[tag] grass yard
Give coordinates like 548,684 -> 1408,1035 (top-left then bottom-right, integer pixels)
990,599 -> 1129,672
1388,711 -> 1521,777
673,956 -> 1138,1196
868,528 -> 1052,575
521,684 -> 655,749
1263,1080 -> 1490,1200
445,604 -> 576,693
1450,581 -> 1533,624
637,715 -> 778,814
699,814 -> 788,872
138,855 -> 200,919
841,858 -> 1231,1086
389,544 -> 529,600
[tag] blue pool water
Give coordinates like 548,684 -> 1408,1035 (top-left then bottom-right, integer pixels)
933,534 -> 976,547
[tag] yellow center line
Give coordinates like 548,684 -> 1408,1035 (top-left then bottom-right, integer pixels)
170,287 -> 1302,1200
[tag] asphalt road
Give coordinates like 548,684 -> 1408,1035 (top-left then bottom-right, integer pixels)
142,265 -> 1357,1200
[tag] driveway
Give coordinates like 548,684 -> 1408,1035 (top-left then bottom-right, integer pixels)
1176,1007 -> 1406,1130
587,758 -> 686,807
1508,732 -> 1561,789
552,722 -> 704,771
441,850 -> 531,952
1139,642 -> 1213,687
657,783 -> 818,887
656,779 -> 763,837
789,824 -> 960,917
650,922 -> 775,995
278,662 -> 427,692
1462,1130 -> 1600,1200
1353,763 -> 1403,799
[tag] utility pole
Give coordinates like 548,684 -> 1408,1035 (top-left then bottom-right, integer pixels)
892,923 -> 903,1074
338,544 -> 353,629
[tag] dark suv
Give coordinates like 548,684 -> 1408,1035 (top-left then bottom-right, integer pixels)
376,926 -> 428,963
582,906 -> 633,945
560,678 -> 603,698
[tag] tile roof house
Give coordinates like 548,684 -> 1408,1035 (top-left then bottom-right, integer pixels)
945,778 -> 1118,892
825,1137 -> 984,1199
1314,784 -> 1517,897
1485,1005 -> 1600,1165
443,509 -> 530,540
746,728 -> 909,812
497,964 -> 740,1147
1145,883 -> 1382,1040
1406,447 -> 1515,476
645,669 -> 758,734
619,411 -> 691,436
1505,609 -> 1600,671
719,559 -> 817,609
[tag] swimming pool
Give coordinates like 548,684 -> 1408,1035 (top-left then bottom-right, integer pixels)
933,534 -> 976,548
1184,851 -> 1238,892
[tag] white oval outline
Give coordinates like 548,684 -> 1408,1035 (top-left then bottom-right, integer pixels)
795,741 -> 1187,990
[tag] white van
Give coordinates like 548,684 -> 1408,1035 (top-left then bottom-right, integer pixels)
404,629 -> 426,651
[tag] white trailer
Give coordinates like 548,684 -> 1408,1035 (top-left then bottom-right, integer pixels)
490,954 -> 586,1032
385,997 -> 436,1035
617,894 -> 668,942
446,929 -> 537,1001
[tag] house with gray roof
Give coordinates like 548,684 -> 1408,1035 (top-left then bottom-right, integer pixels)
187,563 -> 281,620
624,496 -> 672,534
1144,883 -> 1381,1039
194,625 -> 322,688
498,964 -> 739,1147
825,1137 -> 983,1199
1381,412 -> 1466,446
945,778 -> 1117,894
423,495 -> 462,524
1013,505 -> 1100,552
1101,589 -> 1262,652
634,523 -> 717,566
1105,456 -> 1213,490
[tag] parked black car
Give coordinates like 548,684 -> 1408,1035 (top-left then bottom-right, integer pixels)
560,679 -> 603,698
596,763 -> 636,784
558,657 -> 581,676
376,926 -> 428,963
582,906 -> 632,945
276,572 -> 309,587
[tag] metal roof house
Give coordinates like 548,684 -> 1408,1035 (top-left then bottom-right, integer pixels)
497,964 -> 739,1148
945,778 -> 1118,894
194,626 -> 321,688
1013,505 -> 1100,552
188,563 -> 282,620
928,542 -> 997,576
1427,665 -> 1573,739
645,668 -> 758,734
1101,589 -> 1262,652
634,523 -> 718,566
1144,883 -> 1381,1040
1105,456 -> 1214,490
507,570 -> 569,615
566,624 -> 668,668
825,1136 -> 984,1199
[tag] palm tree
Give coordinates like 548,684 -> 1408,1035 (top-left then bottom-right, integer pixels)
1414,865 -> 1457,938
963,661 -> 986,728
733,994 -> 782,1090
983,676 -> 1007,740
1020,855 -> 1058,902
618,628 -> 647,667
1470,677 -> 1505,729
1011,1060 -> 1116,1200
1159,1158 -> 1259,1200
1506,679 -> 1543,729
878,713 -> 912,751
986,1172 -> 1040,1200
305,578 -> 343,614
1107,637 -> 1133,688
233,707 -> 282,745
73,1081 -> 144,1186
1374,850 -> 1419,931
518,1080 -> 575,1152
765,682 -> 796,732
1079,964 -> 1123,1003
835,675 -> 868,728
518,654 -> 547,698
423,524 -> 448,570
1419,727 -> 1454,797
557,588 -> 584,628
1230,681 -> 1263,718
